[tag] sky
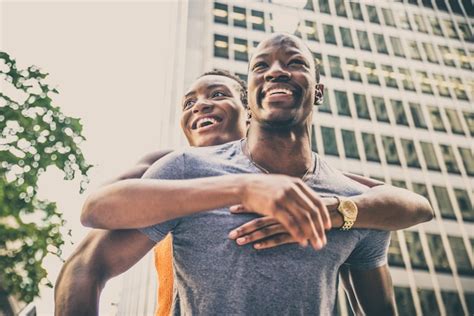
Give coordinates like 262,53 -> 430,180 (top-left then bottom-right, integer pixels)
1,1 -> 182,314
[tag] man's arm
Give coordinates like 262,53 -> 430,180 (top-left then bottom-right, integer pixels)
347,265 -> 397,316
55,149 -> 171,315
54,230 -> 155,315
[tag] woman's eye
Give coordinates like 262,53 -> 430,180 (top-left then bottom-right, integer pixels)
183,99 -> 196,110
212,91 -> 226,98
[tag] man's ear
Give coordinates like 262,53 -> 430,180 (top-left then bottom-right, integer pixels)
314,83 -> 325,105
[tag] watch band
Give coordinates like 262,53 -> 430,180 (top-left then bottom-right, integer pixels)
334,195 -> 356,231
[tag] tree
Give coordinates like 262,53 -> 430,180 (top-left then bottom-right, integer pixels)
0,51 -> 91,312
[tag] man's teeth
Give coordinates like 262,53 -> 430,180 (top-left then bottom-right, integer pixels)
197,117 -> 218,128
267,88 -> 293,96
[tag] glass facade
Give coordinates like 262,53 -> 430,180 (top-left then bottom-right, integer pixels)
119,2 -> 474,315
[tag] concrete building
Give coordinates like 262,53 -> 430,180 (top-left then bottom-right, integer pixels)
118,0 -> 473,315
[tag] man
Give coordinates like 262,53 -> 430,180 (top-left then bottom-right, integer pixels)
73,33 -> 432,314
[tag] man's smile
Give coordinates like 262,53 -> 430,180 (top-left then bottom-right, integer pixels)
191,115 -> 223,131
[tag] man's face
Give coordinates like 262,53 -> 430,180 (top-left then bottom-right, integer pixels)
247,34 -> 316,128
180,75 -> 247,147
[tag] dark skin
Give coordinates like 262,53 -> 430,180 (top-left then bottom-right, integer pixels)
56,69 -> 432,314
244,33 -> 396,315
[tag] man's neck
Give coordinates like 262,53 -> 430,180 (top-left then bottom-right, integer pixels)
246,122 -> 313,177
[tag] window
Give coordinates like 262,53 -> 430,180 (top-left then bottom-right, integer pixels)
366,5 -> 380,24
339,27 -> 354,48
321,126 -> 339,156
388,233 -> 405,267
390,37 -> 405,57
463,111 -> 474,136
372,96 -> 390,123
420,141 -> 440,171
364,62 -> 380,85
382,136 -> 401,165
418,289 -> 441,315
466,292 -> 474,315
408,40 -> 422,60
397,11 -> 411,30
391,100 -> 408,126
323,24 -> 337,45
426,234 -> 451,273
442,291 -> 464,316
417,71 -> 433,95
450,77 -> 468,100
433,74 -> 451,98
439,45 -> 455,67
341,129 -> 360,159
214,34 -> 229,58
409,102 -> 427,129
448,236 -> 472,275
362,132 -> 380,162
318,87 -> 331,113
440,144 -> 461,174
304,20 -> 318,41
433,186 -> 456,219
350,2 -> 364,21
233,38 -> 248,62
334,90 -> 351,117
312,52 -> 325,76
353,93 -> 370,119
381,8 -> 396,27
334,0 -> 347,17
319,0 -> 331,14
427,106 -> 445,132
445,109 -> 464,135
457,48 -> 471,70
357,30 -> 372,51
458,22 -> 473,43
404,231 -> 428,270
392,179 -> 407,188
422,43 -> 438,63
235,73 -> 247,82
382,65 -> 398,89
399,68 -> 416,91
412,182 -> 431,202
443,20 -> 459,39
232,6 -> 247,28
214,2 -> 228,24
413,14 -> 428,33
374,33 -> 389,54
311,125 -> 318,152
250,10 -> 265,31
346,58 -> 362,82
454,188 -> 474,221
401,139 -> 420,168
429,16 -> 444,36
394,287 -> 416,315
328,56 -> 344,79
459,147 -> 474,176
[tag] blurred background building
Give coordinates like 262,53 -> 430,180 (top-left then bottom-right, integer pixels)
117,0 -> 473,315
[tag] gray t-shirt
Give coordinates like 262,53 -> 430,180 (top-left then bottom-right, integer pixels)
140,140 -> 390,315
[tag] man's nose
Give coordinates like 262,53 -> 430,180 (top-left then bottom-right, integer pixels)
264,62 -> 291,82
192,100 -> 213,114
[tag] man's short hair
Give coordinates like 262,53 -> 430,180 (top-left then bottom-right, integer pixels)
199,70 -> 248,108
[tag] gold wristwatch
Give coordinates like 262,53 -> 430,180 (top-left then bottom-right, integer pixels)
334,196 -> 358,231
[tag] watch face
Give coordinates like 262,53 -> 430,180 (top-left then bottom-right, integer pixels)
341,200 -> 358,219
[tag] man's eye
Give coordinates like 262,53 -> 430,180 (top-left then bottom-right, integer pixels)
289,59 -> 306,67
252,62 -> 268,71
183,99 -> 196,110
212,91 -> 226,98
